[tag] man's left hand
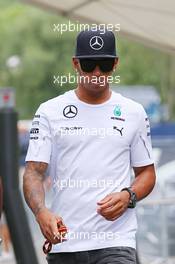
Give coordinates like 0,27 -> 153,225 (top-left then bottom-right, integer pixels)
97,191 -> 130,221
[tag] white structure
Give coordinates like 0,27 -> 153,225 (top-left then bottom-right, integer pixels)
23,0 -> 175,54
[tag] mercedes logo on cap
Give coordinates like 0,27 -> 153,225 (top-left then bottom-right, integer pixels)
89,36 -> 104,50
63,105 -> 78,118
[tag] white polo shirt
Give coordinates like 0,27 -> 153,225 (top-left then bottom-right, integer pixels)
26,89 -> 154,252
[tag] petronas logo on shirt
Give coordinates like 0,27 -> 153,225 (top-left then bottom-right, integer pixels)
114,105 -> 121,116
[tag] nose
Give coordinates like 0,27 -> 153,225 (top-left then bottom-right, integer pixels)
92,65 -> 101,76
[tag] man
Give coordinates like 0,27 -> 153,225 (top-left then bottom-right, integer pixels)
23,29 -> 156,264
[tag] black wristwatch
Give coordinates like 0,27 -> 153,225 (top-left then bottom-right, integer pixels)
121,187 -> 137,208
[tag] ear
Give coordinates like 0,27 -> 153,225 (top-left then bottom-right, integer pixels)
72,58 -> 79,71
114,57 -> 119,67
113,57 -> 119,71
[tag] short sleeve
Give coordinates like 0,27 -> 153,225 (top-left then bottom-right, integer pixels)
25,104 -> 52,163
130,106 -> 154,167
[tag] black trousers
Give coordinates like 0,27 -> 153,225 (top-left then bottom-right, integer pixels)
46,246 -> 136,264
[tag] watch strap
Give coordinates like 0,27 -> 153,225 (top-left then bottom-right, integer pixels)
121,187 -> 137,208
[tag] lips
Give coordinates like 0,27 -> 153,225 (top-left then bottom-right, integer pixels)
90,78 -> 106,85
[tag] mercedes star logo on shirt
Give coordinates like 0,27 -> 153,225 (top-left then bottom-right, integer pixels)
63,105 -> 78,118
89,36 -> 104,50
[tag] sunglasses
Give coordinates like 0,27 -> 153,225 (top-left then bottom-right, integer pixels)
79,58 -> 115,73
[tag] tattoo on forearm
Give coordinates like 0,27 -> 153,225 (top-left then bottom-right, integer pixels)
23,162 -> 48,216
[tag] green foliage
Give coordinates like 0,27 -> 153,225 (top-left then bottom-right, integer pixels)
0,1 -> 76,117
0,0 -> 174,118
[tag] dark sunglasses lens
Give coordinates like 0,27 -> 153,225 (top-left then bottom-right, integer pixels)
79,59 -> 96,72
99,59 -> 115,72
79,58 -> 115,73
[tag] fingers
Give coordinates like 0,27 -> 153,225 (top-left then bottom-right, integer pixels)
50,218 -> 61,244
97,195 -> 112,205
55,216 -> 66,227
97,197 -> 120,211
97,192 -> 129,221
53,218 -> 68,244
39,214 -> 67,244
103,202 -> 123,214
53,233 -> 67,244
98,201 -> 127,221
97,200 -> 114,211
97,194 -> 121,215
41,218 -> 58,244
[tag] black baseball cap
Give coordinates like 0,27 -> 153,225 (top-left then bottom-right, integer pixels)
74,29 -> 118,59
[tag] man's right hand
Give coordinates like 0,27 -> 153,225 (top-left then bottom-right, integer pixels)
23,162 -> 67,244
36,207 -> 66,244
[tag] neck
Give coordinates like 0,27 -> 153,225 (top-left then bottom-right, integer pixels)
75,85 -> 112,104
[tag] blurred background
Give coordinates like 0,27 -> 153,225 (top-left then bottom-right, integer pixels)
0,0 -> 175,263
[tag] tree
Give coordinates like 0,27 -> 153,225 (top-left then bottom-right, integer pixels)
0,0 -> 174,119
